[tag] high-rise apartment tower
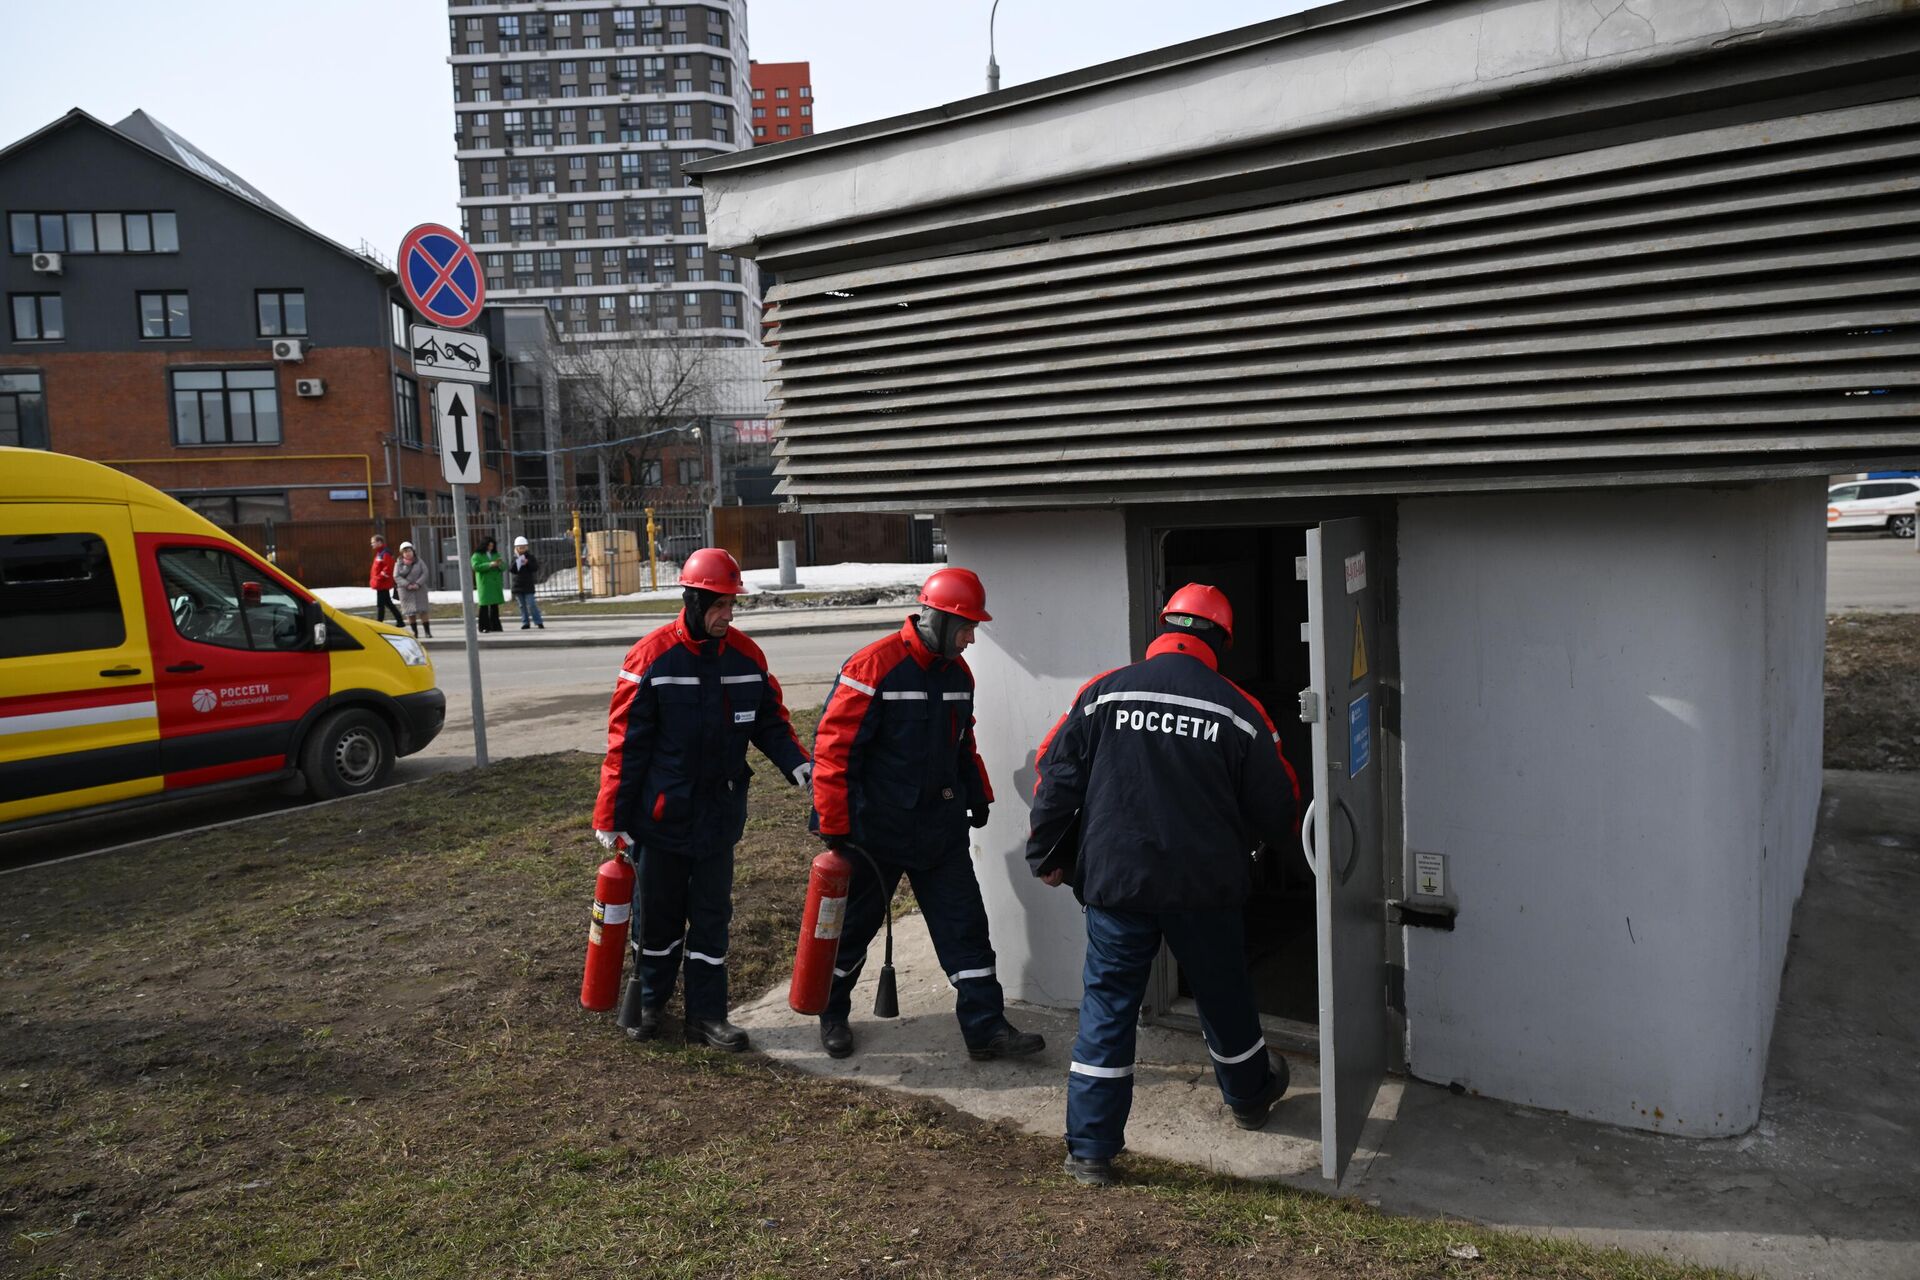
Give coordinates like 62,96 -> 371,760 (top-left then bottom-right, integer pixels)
748,60 -> 814,144
447,2 -> 757,345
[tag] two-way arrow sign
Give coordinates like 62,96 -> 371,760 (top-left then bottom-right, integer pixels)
434,382 -> 482,485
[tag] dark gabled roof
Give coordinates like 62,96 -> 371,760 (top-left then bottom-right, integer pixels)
111,109 -> 306,226
0,108 -> 391,280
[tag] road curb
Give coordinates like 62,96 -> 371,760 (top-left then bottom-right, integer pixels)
417,615 -> 893,652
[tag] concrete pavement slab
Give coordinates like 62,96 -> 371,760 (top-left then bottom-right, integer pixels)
738,770 -> 1920,1279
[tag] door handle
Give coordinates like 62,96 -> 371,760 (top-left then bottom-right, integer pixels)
1299,798 -> 1320,877
99,666 -> 143,678
165,662 -> 205,674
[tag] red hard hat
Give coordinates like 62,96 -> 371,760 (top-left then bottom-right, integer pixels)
1160,583 -> 1233,645
917,567 -> 991,623
680,547 -> 744,594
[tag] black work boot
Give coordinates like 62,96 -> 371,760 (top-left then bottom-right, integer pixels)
968,1023 -> 1046,1061
1230,1054 -> 1292,1131
623,1005 -> 664,1042
1063,1153 -> 1116,1187
684,1016 -> 749,1052
820,1018 -> 853,1059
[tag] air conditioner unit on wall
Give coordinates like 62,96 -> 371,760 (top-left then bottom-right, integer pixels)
271,338 -> 307,362
30,252 -> 62,274
295,378 -> 326,398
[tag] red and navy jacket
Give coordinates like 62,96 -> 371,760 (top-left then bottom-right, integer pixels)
810,617 -> 993,867
1026,633 -> 1300,912
594,611 -> 809,858
368,548 -> 395,591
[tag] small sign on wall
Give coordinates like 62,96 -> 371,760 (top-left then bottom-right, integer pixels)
1413,851 -> 1447,899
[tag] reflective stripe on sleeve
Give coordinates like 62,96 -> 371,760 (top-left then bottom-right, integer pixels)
616,669 -> 643,685
1069,1061 -> 1135,1079
838,674 -> 877,696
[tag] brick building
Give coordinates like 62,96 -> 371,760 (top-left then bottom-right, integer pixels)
1,109 -> 512,525
748,60 -> 814,144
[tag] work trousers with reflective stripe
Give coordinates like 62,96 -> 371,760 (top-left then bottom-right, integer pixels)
629,843 -> 734,1019
824,848 -> 1006,1047
1067,905 -> 1275,1159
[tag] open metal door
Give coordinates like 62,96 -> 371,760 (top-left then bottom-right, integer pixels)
1303,518 -> 1390,1183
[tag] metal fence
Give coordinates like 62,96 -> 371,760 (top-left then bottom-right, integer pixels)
410,500 -> 707,602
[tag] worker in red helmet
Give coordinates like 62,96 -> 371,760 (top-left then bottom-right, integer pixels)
1027,583 -> 1300,1186
807,566 -> 1044,1063
593,547 -> 811,1051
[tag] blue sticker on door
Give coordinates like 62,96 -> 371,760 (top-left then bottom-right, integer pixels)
1348,692 -> 1371,778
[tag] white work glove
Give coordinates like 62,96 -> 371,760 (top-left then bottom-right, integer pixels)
594,830 -> 633,852
791,762 -> 813,789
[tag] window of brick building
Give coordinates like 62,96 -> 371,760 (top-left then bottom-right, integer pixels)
0,372 -> 49,449
138,291 -> 191,339
171,369 -> 280,445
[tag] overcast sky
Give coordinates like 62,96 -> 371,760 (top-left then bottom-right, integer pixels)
1,1 -> 1311,258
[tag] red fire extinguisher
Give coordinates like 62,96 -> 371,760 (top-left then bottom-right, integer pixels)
580,851 -> 636,1011
789,842 -> 899,1019
789,845 -> 850,1015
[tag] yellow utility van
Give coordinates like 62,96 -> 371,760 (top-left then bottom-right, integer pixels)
1,447 -> 444,832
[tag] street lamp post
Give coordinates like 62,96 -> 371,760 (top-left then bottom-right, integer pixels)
987,0 -> 1004,93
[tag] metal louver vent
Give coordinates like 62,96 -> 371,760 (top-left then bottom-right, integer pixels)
763,97 -> 1920,511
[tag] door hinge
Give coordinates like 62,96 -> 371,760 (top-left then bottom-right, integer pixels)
1294,555 -> 1309,582
1298,689 -> 1321,723
1385,963 -> 1406,1016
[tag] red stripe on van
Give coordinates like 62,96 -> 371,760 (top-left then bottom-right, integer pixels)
0,686 -> 156,716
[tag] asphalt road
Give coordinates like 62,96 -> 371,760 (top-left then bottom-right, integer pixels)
1826,532 -> 1920,612
0,629 -> 863,873
6,541 -> 1913,870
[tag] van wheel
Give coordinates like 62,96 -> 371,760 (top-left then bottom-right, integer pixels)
1890,514 -> 1916,539
302,708 -> 394,800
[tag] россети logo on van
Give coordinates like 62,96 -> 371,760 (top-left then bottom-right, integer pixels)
190,684 -> 290,713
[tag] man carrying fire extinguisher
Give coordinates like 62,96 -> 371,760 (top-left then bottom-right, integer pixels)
1027,584 -> 1300,1186
594,548 -> 811,1051
808,567 -> 1045,1063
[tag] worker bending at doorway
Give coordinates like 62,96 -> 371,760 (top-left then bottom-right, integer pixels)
1028,584 -> 1300,1187
808,568 -> 1045,1063
594,548 -> 812,1051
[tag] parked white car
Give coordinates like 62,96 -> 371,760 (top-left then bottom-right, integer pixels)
1827,479 -> 1920,538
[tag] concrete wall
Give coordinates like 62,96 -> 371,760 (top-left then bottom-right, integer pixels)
948,509 -> 1133,1006
1398,482 -> 1826,1135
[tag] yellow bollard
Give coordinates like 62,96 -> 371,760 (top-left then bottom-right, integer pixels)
570,509 -> 585,602
645,507 -> 659,592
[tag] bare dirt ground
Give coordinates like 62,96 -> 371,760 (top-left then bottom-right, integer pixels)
1825,614 -> 1920,770
19,636 -> 1892,1278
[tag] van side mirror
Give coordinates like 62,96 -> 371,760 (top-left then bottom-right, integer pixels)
301,599 -> 328,649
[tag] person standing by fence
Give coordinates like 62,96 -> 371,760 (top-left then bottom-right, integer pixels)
395,541 -> 432,639
472,537 -> 506,634
510,535 -> 545,630
369,536 -> 404,628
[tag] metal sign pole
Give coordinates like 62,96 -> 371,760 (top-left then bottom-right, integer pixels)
449,478 -> 489,767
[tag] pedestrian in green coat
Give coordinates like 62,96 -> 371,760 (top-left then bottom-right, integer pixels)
472,537 -> 506,633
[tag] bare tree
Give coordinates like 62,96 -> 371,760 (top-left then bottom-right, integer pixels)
555,336 -> 720,510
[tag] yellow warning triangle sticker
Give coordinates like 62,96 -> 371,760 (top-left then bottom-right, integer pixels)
1350,606 -> 1370,685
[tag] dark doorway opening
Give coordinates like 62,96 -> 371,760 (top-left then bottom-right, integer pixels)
1161,525 -> 1317,1025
